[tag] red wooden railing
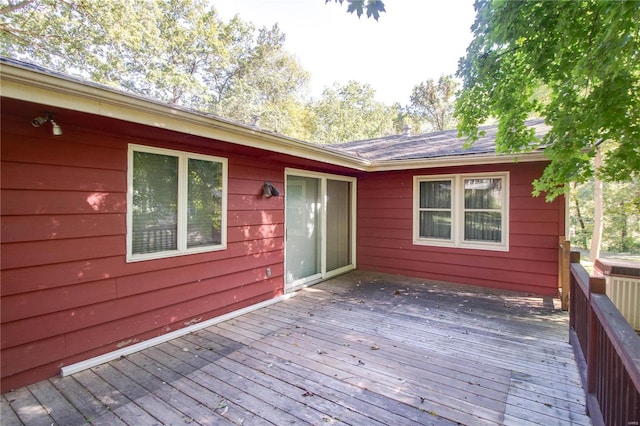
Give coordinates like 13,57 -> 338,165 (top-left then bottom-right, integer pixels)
569,251 -> 640,426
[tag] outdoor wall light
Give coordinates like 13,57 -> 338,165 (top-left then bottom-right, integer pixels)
263,182 -> 280,198
31,112 -> 62,136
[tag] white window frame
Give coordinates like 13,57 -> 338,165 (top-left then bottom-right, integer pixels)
413,172 -> 509,251
127,144 -> 227,262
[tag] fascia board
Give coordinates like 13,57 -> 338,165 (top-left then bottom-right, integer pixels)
0,62 -> 370,171
1,62 -> 550,173
367,152 -> 550,172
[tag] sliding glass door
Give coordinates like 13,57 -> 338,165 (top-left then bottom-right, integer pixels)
285,170 -> 356,292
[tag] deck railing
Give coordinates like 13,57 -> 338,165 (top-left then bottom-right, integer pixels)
569,251 -> 640,426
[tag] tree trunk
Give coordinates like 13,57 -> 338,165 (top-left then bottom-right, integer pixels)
620,200 -> 628,252
590,147 -> 603,262
572,182 -> 587,247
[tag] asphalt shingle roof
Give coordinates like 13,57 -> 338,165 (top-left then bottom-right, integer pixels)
328,119 -> 549,162
3,57 -> 550,166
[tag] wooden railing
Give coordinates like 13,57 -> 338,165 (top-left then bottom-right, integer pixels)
569,251 -> 640,426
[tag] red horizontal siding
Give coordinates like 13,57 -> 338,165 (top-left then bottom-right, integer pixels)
357,254 -> 556,289
0,107 -> 289,392
510,209 -> 559,223
63,279 -> 280,356
359,207 -> 410,219
1,264 -> 283,350
1,190 -> 127,215
1,132 -> 125,170
356,162 -> 564,296
510,221 -> 559,236
1,236 -> 124,269
358,197 -> 413,210
0,238 -> 283,296
358,245 -> 557,275
1,279 -> 118,323
358,217 -> 413,230
228,209 -> 284,227
1,286 -> 281,391
1,335 -> 66,379
1,161 -> 125,191
1,214 -> 126,243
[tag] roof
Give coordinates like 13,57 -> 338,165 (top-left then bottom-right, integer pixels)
328,119 -> 549,161
1,57 -> 550,171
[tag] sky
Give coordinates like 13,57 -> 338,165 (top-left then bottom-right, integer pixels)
213,0 -> 477,105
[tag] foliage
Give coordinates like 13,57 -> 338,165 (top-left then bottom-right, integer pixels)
393,105 -> 424,136
326,0 -> 386,20
570,177 -> 640,254
456,0 -> 640,201
409,75 -> 458,131
310,81 -> 397,143
0,0 -> 310,134
205,19 -> 310,134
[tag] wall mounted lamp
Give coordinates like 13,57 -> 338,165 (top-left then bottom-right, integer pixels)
31,112 -> 62,136
263,182 -> 280,198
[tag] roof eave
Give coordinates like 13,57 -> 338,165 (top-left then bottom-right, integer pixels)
0,60 -> 551,174
367,151 -> 549,172
0,61 -> 371,171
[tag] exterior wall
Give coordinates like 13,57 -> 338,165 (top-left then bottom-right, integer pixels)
0,107 -> 291,392
356,163 -> 565,296
0,97 -> 564,392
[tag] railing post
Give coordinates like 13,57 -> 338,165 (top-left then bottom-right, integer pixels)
570,251 -> 581,265
587,275 -> 606,396
559,237 -> 571,311
569,251 -> 580,330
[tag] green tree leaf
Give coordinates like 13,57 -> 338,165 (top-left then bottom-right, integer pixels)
409,75 -> 458,131
0,0 -> 309,134
456,0 -> 640,200
326,0 -> 386,21
311,81 -> 397,143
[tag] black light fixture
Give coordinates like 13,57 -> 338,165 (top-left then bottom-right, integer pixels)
263,182 -> 280,198
31,112 -> 62,136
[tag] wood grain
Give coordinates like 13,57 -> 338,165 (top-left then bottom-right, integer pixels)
2,271 -> 591,425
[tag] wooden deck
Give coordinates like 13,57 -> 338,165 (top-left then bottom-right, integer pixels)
1,271 -> 591,425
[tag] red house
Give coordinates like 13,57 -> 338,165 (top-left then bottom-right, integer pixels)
0,58 -> 566,392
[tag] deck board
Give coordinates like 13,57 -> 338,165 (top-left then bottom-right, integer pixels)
225,312 -> 507,423
2,271 -> 592,425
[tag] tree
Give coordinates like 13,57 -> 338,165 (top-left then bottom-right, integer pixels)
326,0 -> 386,20
310,81 -> 396,143
604,179 -> 640,253
0,0 -> 309,132
570,181 -> 589,249
409,75 -> 458,132
569,175 -> 640,255
204,19 -> 310,134
456,0 -> 640,201
393,105 -> 424,136
590,146 -> 604,261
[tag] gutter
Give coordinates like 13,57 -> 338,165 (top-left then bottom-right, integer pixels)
1,59 -> 547,173
0,59 -> 371,171
368,151 -> 550,172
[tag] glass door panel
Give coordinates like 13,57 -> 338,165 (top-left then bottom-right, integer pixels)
326,179 -> 351,272
285,175 -> 321,288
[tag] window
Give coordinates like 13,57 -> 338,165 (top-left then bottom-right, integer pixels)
414,173 -> 508,251
127,144 -> 227,261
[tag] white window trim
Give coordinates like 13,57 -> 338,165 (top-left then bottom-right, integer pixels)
413,172 -> 509,252
127,144 -> 227,262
